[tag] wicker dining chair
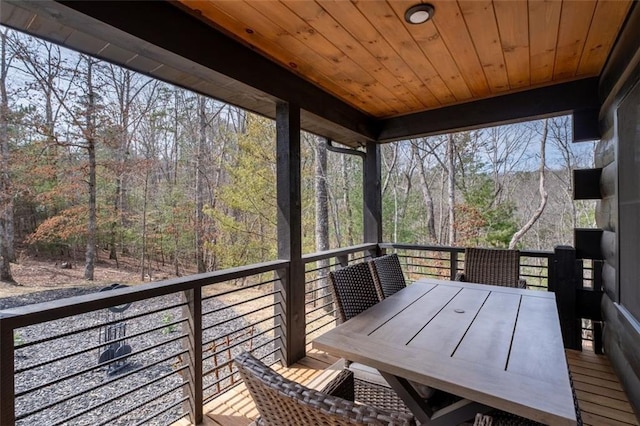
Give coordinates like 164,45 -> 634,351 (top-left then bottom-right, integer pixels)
455,248 -> 526,288
369,253 -> 407,299
234,351 -> 415,426
328,261 -> 437,400
328,261 -> 382,323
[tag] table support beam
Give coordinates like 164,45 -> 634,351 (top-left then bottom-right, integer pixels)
380,372 -> 489,426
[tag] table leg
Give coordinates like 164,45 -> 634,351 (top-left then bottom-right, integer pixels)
379,372 -> 490,426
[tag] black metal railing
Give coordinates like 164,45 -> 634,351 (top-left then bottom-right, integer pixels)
0,260 -> 288,425
0,243 -> 601,425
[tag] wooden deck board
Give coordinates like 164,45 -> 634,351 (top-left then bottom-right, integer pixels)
174,349 -> 638,426
566,349 -> 639,426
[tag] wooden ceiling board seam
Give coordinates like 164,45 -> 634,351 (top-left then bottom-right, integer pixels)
185,0 -> 377,114
493,0 -> 531,89
431,1 -> 492,98
351,0 -> 457,106
457,0 -> 510,94
385,1 -> 474,103
553,0 -> 598,80
528,0 -> 562,86
282,0 -> 421,115
577,0 -> 633,77
318,0 -> 440,109
237,0 -> 401,115
246,0 -> 408,116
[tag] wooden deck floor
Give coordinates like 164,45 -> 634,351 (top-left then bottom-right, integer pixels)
177,348 -> 638,426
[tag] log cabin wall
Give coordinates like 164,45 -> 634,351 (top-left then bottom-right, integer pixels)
598,52 -> 640,417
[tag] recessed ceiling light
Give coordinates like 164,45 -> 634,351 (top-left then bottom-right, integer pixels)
405,3 -> 435,25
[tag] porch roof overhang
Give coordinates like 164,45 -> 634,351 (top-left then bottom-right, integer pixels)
2,0 -> 639,147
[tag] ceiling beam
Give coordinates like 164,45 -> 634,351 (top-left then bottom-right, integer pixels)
377,78 -> 600,143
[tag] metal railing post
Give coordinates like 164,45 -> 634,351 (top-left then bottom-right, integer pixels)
450,250 -> 459,280
182,288 -> 203,423
0,315 -> 15,424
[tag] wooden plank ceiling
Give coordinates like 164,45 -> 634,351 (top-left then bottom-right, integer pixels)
178,0 -> 631,119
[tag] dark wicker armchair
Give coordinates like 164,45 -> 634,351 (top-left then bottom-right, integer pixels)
369,253 -> 407,299
455,248 -> 526,288
234,351 -> 415,426
328,261 -> 382,323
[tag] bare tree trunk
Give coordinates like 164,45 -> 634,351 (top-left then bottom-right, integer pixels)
141,171 -> 149,280
195,95 -> 206,273
413,143 -> 437,243
341,155 -> 355,246
0,29 -> 14,282
509,120 -> 549,249
84,57 -> 97,280
315,138 -> 331,310
447,134 -> 456,246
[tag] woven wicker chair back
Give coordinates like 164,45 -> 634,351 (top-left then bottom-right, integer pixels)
464,248 -> 521,287
234,351 -> 415,426
328,262 -> 381,323
369,253 -> 407,299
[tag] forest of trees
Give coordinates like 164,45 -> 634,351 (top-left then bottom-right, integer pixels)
0,27 -> 595,284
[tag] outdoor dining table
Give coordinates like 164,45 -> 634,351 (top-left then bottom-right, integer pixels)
313,278 -> 577,426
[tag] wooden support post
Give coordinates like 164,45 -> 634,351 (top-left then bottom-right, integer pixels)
551,246 -> 581,350
275,101 -> 305,366
0,316 -> 15,425
182,288 -> 203,424
363,141 -> 382,246
450,251 -> 459,280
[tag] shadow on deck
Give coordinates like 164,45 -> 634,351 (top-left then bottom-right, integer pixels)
176,348 -> 638,426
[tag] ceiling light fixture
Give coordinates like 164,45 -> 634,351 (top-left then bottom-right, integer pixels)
405,3 -> 435,25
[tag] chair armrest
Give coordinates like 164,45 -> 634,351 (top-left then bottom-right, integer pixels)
455,272 -> 466,282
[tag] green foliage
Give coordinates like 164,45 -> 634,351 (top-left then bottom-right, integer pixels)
161,313 -> 178,334
204,115 -> 277,268
13,331 -> 24,346
458,175 -> 517,248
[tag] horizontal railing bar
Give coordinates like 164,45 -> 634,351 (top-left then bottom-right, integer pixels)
305,301 -> 334,315
203,326 -> 278,362
304,263 -> 332,274
202,303 -> 278,333
202,335 -> 281,382
203,291 -> 278,317
306,319 -> 335,337
305,285 -> 330,297
202,337 -> 279,380
202,317 -> 278,354
304,275 -> 326,285
50,365 -> 188,426
203,315 -> 277,348
16,342 -> 189,406
202,277 -> 280,301
302,243 -> 377,264
0,259 -> 289,329
203,346 -> 281,400
16,336 -> 188,397
306,312 -> 335,327
15,318 -> 188,372
381,243 -> 463,253
204,323 -> 273,354
97,381 -> 187,426
134,397 -> 189,426
14,301 -> 188,351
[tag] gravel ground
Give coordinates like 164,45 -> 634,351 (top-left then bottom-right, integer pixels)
1,286 -> 277,426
